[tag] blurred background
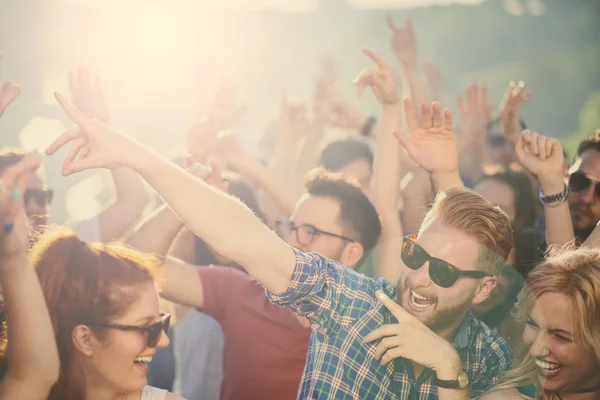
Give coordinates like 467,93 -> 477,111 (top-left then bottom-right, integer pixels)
0,0 -> 599,222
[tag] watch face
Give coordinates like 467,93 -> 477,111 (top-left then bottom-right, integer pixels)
458,372 -> 469,389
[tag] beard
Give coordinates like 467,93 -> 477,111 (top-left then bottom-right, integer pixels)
397,275 -> 475,333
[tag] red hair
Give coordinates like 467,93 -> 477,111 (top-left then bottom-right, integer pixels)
31,227 -> 160,400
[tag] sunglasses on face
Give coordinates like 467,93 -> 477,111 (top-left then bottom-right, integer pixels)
486,135 -> 509,148
88,313 -> 171,348
24,189 -> 53,207
401,236 -> 490,288
569,171 -> 600,198
275,220 -> 355,246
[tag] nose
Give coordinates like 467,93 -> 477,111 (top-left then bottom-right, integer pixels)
529,330 -> 551,359
411,261 -> 432,288
156,330 -> 170,349
581,183 -> 596,204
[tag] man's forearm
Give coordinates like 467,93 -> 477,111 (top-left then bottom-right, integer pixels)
431,171 -> 464,193
540,177 -> 574,246
126,204 -> 184,257
128,147 -> 296,294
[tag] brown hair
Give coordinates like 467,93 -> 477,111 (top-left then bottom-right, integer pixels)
31,227 -> 160,400
420,187 -> 513,275
304,168 -> 381,251
0,147 -> 25,174
483,245 -> 600,399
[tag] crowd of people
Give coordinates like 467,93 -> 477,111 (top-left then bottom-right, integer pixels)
0,14 -> 599,400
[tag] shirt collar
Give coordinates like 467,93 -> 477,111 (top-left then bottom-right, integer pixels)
451,311 -> 473,349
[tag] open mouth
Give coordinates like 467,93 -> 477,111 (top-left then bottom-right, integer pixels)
133,356 -> 153,369
409,290 -> 436,310
535,359 -> 563,378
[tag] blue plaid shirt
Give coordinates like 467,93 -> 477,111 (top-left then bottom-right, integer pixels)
266,249 -> 513,399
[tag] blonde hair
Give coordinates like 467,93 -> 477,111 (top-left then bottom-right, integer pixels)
485,245 -> 600,399
420,188 -> 513,275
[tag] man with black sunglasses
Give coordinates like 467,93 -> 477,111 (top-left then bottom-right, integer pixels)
49,47 -> 514,399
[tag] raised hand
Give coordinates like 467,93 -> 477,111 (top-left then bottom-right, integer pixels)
0,152 -> 42,262
394,98 -> 457,173
353,49 -> 400,105
68,68 -> 110,122
209,80 -> 245,132
422,61 -> 444,100
277,91 -> 309,143
499,80 -> 530,143
456,81 -> 493,152
0,55 -> 21,118
515,130 -> 564,182
364,291 -> 460,376
385,15 -> 417,68
46,92 -> 139,175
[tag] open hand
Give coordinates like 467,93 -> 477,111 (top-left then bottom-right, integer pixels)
353,49 -> 400,105
394,98 -> 458,173
0,55 -> 21,118
385,15 -> 417,68
499,81 -> 530,143
0,152 -> 42,262
69,68 -> 110,122
46,92 -> 139,175
515,130 -> 564,182
364,291 -> 460,374
456,81 -> 493,152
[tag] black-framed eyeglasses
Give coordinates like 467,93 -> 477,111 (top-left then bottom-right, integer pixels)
569,171 -> 600,198
24,189 -> 53,207
401,235 -> 490,288
88,313 -> 171,348
275,220 -> 356,246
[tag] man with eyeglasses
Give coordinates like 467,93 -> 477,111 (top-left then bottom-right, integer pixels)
49,47 -> 514,398
566,130 -> 600,242
127,168 -> 382,400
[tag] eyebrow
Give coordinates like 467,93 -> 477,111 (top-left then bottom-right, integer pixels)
527,315 -> 573,336
135,315 -> 157,325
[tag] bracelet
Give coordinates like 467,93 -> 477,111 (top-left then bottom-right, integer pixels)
538,183 -> 569,207
360,116 -> 377,137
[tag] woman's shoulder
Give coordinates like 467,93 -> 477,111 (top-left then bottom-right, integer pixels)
141,386 -> 187,400
479,387 -> 529,400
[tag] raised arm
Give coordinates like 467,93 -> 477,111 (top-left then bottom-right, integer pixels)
354,49 -> 404,281
47,92 -> 296,295
515,130 -> 574,246
0,153 -> 59,400
394,98 -> 463,192
68,68 -> 150,241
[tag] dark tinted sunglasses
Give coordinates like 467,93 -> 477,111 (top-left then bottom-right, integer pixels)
569,171 -> 600,197
24,189 -> 53,207
88,313 -> 171,348
401,236 -> 490,288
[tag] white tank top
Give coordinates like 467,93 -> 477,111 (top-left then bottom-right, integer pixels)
141,386 -> 168,400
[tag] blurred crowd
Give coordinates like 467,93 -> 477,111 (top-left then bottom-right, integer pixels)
0,13 -> 599,400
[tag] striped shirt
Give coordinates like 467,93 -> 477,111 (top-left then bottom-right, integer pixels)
266,249 -> 513,399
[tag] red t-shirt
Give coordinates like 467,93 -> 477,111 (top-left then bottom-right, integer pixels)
198,266 -> 311,400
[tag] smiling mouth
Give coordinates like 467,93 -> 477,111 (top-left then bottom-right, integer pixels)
535,359 -> 563,377
133,356 -> 153,368
409,290 -> 436,310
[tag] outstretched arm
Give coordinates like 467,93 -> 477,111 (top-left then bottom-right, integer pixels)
47,93 -> 296,295
354,49 -> 404,281
0,153 -> 59,400
515,130 -> 574,247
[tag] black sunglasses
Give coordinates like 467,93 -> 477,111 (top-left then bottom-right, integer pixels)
275,220 -> 356,246
486,135 -> 508,148
569,171 -> 600,197
24,189 -> 53,207
88,313 -> 171,348
401,236 -> 490,288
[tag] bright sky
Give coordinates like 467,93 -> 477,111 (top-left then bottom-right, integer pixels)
64,0 -> 487,13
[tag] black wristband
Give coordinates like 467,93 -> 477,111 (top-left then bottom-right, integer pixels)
539,183 -> 569,207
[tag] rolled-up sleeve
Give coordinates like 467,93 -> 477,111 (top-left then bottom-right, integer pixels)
266,248 -> 381,333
